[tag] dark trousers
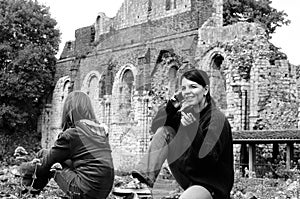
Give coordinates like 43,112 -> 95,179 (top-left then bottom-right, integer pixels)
135,126 -> 215,199
135,126 -> 192,188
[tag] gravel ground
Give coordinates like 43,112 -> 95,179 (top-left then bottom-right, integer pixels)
0,165 -> 181,199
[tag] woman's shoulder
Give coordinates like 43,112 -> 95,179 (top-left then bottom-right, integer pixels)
59,127 -> 78,137
209,106 -> 228,122
76,119 -> 108,137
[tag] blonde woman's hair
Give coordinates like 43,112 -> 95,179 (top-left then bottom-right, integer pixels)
61,91 -> 97,130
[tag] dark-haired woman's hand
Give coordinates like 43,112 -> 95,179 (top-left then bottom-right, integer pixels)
170,91 -> 184,108
180,111 -> 196,126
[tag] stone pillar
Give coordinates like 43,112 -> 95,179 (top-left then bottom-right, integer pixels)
286,143 -> 294,170
248,144 -> 256,175
240,143 -> 248,176
241,82 -> 250,131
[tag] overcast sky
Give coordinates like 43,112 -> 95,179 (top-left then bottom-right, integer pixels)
38,0 -> 300,65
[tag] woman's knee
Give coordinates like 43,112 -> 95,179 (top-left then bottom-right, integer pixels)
179,185 -> 213,199
54,168 -> 77,193
154,126 -> 175,140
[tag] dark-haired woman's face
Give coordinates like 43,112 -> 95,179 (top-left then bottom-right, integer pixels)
181,77 -> 208,108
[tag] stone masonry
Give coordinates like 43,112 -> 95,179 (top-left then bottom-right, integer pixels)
39,0 -> 300,171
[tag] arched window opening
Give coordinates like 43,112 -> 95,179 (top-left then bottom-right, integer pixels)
168,65 -> 178,96
148,0 -> 152,11
210,54 -> 227,111
96,16 -> 101,24
166,0 -> 171,10
88,76 -> 99,101
212,54 -> 224,70
118,69 -> 134,122
121,69 -> 134,105
62,81 -> 70,102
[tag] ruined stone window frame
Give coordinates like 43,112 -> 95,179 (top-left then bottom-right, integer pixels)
166,0 -> 171,11
148,0 -> 152,12
62,80 -> 70,102
168,65 -> 179,95
209,53 -> 228,112
82,71 -> 102,101
66,41 -> 72,50
87,75 -> 99,100
95,15 -> 101,40
121,69 -> 134,105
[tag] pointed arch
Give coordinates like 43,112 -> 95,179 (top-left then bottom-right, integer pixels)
151,50 -> 181,105
201,48 -> 228,113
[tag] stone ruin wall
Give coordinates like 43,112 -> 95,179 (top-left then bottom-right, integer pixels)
249,59 -> 299,130
94,0 -> 192,34
40,0 -> 300,170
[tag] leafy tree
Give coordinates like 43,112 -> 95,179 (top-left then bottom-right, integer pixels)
0,0 -> 60,133
223,0 -> 290,38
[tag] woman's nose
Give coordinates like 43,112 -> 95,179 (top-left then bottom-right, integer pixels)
182,88 -> 191,94
182,91 -> 190,98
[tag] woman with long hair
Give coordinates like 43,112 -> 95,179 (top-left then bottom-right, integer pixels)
21,91 -> 114,199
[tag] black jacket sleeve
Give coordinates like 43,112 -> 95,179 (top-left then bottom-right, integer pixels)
150,100 -> 181,133
36,130 -> 72,180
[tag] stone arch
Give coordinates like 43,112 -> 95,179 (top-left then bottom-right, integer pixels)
151,50 -> 182,106
112,64 -> 137,123
95,12 -> 105,40
42,76 -> 70,148
52,76 -> 71,126
62,80 -> 70,103
82,70 -> 102,95
201,48 -> 228,113
82,70 -> 103,120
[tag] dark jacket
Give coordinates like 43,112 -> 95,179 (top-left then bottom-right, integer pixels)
151,100 -> 234,198
36,119 -> 114,198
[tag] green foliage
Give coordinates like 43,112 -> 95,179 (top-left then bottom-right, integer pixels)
0,130 -> 41,163
0,0 -> 60,133
223,0 -> 290,38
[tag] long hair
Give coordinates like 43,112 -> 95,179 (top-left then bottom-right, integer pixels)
181,69 -> 213,105
61,91 -> 97,131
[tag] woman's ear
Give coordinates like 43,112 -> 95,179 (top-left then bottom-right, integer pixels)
204,85 -> 209,95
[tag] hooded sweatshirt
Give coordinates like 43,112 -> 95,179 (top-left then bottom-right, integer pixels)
36,119 -> 114,198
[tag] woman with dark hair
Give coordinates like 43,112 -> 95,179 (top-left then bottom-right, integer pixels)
20,91 -> 114,199
126,69 -> 234,199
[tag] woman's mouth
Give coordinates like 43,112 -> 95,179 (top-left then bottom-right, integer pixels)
185,96 -> 194,101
